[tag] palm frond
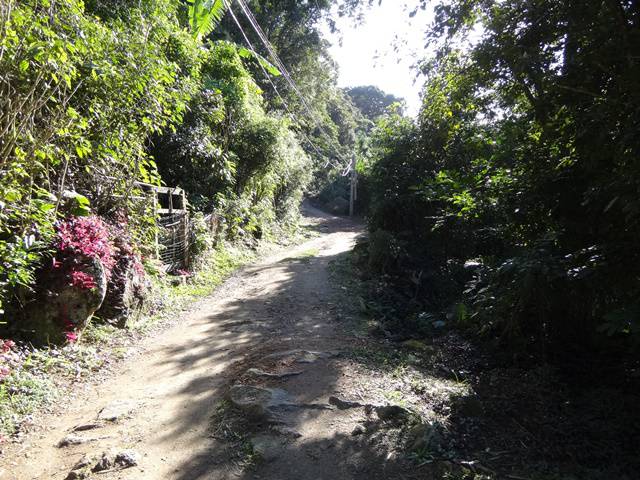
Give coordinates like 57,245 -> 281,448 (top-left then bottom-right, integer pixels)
187,0 -> 227,41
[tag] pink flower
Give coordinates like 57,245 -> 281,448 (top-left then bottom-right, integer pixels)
56,216 -> 115,278
0,365 -> 10,380
0,340 -> 14,354
70,270 -> 97,289
65,331 -> 78,343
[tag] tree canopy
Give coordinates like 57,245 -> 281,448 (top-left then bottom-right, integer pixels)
359,0 -> 640,353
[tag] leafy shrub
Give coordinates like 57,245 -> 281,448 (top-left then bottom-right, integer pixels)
360,0 -> 640,357
368,230 -> 400,274
153,41 -> 312,241
0,0 -> 201,322
189,212 -> 216,268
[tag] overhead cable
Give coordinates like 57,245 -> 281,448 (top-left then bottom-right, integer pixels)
233,0 -> 353,174
223,0 -> 343,170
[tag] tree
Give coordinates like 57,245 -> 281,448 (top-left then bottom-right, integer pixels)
346,85 -> 404,121
360,0 -> 640,351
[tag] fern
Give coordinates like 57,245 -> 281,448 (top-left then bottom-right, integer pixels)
187,0 -> 226,41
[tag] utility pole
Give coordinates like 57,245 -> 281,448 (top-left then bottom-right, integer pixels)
349,153 -> 357,217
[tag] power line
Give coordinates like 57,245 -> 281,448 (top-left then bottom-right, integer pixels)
223,0 -> 343,170
234,0 -> 351,172
236,0 -> 319,124
233,0 -> 353,174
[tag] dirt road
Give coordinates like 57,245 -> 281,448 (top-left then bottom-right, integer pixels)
4,206 -> 415,480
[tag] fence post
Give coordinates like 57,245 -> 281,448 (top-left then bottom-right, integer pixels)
153,192 -> 159,260
182,191 -> 189,270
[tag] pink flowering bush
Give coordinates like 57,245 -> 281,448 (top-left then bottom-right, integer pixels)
55,216 -> 116,281
70,270 -> 97,289
18,214 -> 147,343
36,216 -> 118,342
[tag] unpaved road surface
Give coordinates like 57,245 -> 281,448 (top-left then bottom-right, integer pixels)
2,207 -> 416,480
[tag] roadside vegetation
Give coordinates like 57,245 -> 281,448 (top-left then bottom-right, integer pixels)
342,2 -> 640,478
356,0 -> 640,363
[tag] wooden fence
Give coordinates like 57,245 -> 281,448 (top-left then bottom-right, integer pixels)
134,182 -> 222,272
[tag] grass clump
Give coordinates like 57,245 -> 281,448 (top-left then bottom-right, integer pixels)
0,370 -> 54,437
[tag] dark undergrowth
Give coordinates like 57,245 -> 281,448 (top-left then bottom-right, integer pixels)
330,249 -> 640,480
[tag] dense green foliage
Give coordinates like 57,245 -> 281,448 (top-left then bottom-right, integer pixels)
362,0 -> 640,356
0,0 -> 200,319
218,0 -> 366,180
346,85 -> 403,122
151,41 -> 311,239
0,0 -> 351,335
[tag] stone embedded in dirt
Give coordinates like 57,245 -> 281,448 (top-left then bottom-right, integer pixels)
65,471 -> 88,480
351,425 -> 366,436
329,396 -> 365,410
228,384 -> 329,423
297,351 -> 331,363
228,385 -> 294,420
97,399 -> 138,422
115,449 -> 139,467
92,452 -> 115,472
250,434 -> 285,462
375,405 -> 410,422
72,455 -> 95,470
72,422 -> 103,432
91,449 -> 139,472
407,421 -> 445,453
65,455 -> 95,480
246,368 -> 304,379
57,434 -> 95,448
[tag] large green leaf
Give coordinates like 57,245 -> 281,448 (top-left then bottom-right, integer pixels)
237,46 -> 282,77
187,0 -> 227,41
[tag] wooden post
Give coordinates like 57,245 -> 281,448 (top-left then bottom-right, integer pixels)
182,190 -> 189,269
349,153 -> 357,217
152,192 -> 159,260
